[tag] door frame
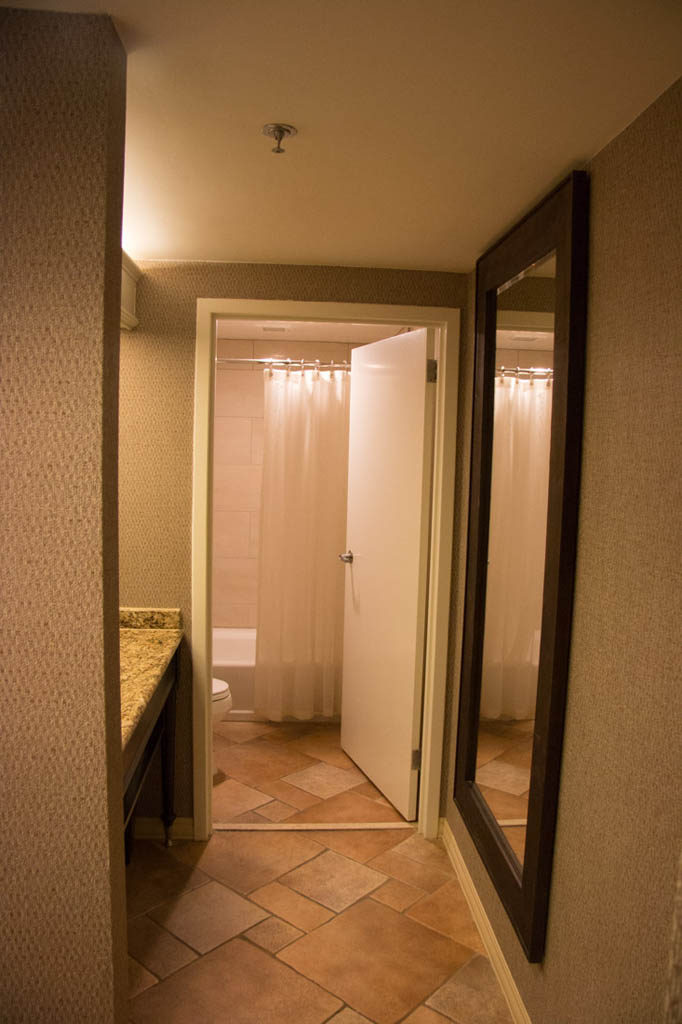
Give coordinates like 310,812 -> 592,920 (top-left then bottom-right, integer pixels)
191,299 -> 460,840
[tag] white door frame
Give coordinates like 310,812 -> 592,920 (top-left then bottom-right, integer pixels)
191,299 -> 460,841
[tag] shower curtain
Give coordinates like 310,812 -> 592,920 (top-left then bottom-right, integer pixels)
480,375 -> 553,721
254,367 -> 350,721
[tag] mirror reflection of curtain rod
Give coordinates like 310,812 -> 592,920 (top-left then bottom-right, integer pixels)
496,366 -> 554,380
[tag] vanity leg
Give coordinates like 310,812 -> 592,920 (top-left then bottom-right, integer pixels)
161,681 -> 177,846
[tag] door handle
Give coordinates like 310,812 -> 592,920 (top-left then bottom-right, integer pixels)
338,550 -> 354,564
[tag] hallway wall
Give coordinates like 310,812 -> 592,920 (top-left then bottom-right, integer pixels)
119,265 -> 467,816
444,77 -> 682,1022
1,10 -> 128,1020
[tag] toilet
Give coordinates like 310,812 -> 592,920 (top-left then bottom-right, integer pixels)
212,678 -> 233,724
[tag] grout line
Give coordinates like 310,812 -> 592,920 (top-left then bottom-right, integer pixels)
127,875 -> 214,922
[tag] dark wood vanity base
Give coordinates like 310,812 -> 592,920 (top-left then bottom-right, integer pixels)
119,608 -> 183,864
122,656 -> 178,863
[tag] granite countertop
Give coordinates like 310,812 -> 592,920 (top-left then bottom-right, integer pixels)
120,608 -> 183,749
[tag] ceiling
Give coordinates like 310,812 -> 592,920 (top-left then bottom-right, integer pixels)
216,320 -> 404,343
8,0 -> 682,270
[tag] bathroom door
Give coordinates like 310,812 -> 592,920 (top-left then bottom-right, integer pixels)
340,328 -> 435,821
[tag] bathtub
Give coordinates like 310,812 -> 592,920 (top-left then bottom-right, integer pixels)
212,627 -> 257,720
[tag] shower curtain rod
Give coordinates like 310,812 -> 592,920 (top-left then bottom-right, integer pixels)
496,366 -> 554,379
215,356 -> 350,371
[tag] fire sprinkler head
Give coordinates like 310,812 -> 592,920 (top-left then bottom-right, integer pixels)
262,123 -> 297,154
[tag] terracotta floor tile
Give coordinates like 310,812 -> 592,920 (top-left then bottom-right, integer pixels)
211,778 -> 271,819
402,1007 -> 451,1023
351,781 -> 392,805
126,841 -> 211,918
215,737 -> 317,786
286,790 -> 404,824
256,799 -> 297,822
501,825 -> 526,862
407,880 -> 486,954
148,879 -> 268,954
370,877 -> 424,911
305,828 -> 412,863
390,835 -> 453,872
129,937 -> 342,1024
475,759 -> 530,796
249,881 -> 335,931
477,785 -> 529,821
288,733 -> 359,771
230,809 -> 271,823
169,831 -> 323,894
261,722 -> 321,743
278,899 -> 474,1024
498,738 -> 534,771
283,761 -> 365,799
257,777 -> 323,810
244,916 -> 303,952
281,850 -> 386,912
481,719 -> 533,739
328,1009 -> 374,1024
128,956 -> 157,999
506,718 -> 535,736
213,721 -> 279,743
127,915 -> 198,979
426,955 -> 512,1022
475,730 -> 510,768
366,849 -> 453,893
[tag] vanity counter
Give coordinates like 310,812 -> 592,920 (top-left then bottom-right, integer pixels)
120,623 -> 183,749
119,607 -> 182,858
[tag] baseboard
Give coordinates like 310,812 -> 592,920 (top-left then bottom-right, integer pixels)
213,821 -> 414,832
440,818 -> 531,1024
133,816 -> 195,841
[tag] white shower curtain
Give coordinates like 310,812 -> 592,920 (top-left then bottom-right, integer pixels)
254,367 -> 350,721
480,376 -> 553,721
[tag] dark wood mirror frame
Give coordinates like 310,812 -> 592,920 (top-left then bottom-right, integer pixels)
454,171 -> 589,962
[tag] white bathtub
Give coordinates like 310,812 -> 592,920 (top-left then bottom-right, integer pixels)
212,627 -> 257,720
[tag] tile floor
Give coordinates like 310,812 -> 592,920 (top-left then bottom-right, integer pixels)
475,719 -> 534,864
211,721 -> 405,825
127,829 -> 512,1024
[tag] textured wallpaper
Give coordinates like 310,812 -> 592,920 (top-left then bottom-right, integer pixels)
119,263 -> 467,816
445,78 -> 682,1021
0,11 -> 127,1021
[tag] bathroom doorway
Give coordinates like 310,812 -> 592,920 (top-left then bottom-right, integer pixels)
192,300 -> 460,841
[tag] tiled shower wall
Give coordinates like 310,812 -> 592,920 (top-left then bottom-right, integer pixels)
213,337 -> 355,628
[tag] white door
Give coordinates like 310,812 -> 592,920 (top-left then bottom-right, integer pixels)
340,328 -> 435,820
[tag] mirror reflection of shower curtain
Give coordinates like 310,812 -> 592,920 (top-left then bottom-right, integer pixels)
254,368 -> 350,721
480,377 -> 553,721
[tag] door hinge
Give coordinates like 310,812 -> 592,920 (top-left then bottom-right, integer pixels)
411,749 -> 422,771
426,359 -> 438,383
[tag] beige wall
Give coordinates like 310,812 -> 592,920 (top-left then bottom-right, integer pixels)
119,265 -> 467,815
213,338 -> 355,629
1,10 -> 127,1020
444,78 -> 682,1021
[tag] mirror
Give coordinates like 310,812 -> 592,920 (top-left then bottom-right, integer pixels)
475,251 -> 556,867
454,173 -> 588,961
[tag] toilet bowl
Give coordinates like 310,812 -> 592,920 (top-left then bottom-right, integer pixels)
212,678 -> 233,724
